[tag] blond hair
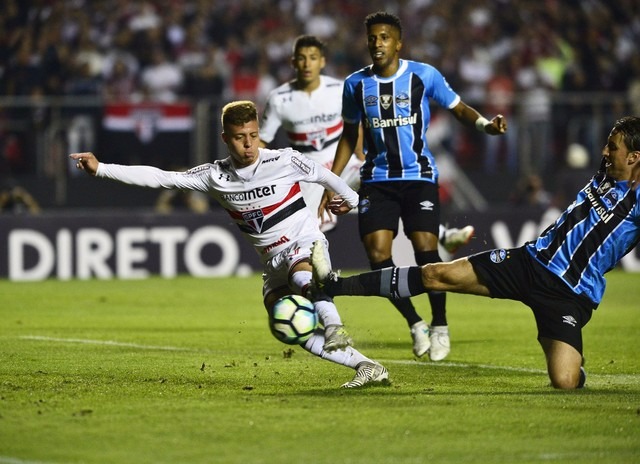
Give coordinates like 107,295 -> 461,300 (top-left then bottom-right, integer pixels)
221,101 -> 258,129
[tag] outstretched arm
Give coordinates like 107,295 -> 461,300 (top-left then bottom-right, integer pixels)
69,152 -> 210,192
450,101 -> 507,136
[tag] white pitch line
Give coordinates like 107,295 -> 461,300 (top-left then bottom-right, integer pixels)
0,457 -> 54,464
17,336 -> 640,382
381,358 -> 640,382
19,335 -> 208,353
381,358 -> 547,374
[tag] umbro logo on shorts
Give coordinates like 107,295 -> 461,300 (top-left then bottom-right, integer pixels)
420,200 -> 434,211
562,315 -> 577,327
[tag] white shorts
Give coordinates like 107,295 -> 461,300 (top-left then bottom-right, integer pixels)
261,235 -> 329,299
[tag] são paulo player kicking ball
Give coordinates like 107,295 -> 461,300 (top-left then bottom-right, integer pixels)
70,100 -> 389,389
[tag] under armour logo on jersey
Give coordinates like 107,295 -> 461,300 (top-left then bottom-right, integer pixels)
562,315 -> 577,327
420,200 -> 434,211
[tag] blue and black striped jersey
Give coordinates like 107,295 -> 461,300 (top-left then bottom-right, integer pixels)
342,59 -> 460,183
526,173 -> 640,305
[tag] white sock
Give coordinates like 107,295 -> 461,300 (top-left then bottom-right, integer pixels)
290,270 -> 312,296
289,269 -> 343,327
314,299 -> 342,327
302,333 -> 368,368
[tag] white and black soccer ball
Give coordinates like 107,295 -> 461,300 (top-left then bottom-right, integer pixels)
269,295 -> 318,345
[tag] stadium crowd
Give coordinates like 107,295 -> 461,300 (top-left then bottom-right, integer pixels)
1,0 -> 639,178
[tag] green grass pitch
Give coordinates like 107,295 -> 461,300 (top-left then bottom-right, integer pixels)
1,270 -> 639,463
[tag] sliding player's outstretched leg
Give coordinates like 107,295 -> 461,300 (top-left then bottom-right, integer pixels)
311,240 -> 426,299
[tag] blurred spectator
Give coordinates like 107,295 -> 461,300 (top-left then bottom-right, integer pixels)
154,167 -> 209,214
553,143 -> 593,209
0,0 -> 638,191
1,0 -> 637,107
483,57 -> 517,174
177,21 -> 230,99
36,23 -> 70,96
229,57 -> 259,102
128,1 -> 161,33
65,61 -> 103,96
65,57 -> 102,169
514,57 -> 553,177
183,43 -> 229,99
102,29 -> 140,87
0,130 -> 25,175
0,180 -> 41,214
304,2 -> 338,39
174,22 -> 208,74
4,41 -> 43,96
103,57 -> 140,102
255,57 -> 277,111
510,174 -> 552,209
74,32 -> 105,79
155,189 -> 210,214
627,54 -> 640,116
140,47 -> 184,102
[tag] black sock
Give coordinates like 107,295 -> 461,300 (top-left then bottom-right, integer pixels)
325,266 -> 426,299
371,259 -> 422,327
325,270 -> 380,297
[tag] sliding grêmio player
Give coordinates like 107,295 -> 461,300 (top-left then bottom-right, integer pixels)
312,116 -> 640,389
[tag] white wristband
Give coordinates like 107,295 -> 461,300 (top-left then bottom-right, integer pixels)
475,117 -> 490,133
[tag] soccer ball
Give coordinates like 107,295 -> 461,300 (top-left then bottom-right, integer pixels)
269,295 -> 318,345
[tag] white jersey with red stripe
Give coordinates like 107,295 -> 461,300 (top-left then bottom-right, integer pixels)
96,147 -> 358,263
260,75 -> 363,231
260,75 -> 343,163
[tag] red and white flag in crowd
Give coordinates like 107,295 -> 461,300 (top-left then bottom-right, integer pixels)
103,102 -> 193,143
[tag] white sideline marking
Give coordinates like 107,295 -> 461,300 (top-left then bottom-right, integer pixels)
19,335 -> 205,352
0,457 -> 53,464
383,358 -> 546,374
17,336 -> 639,383
382,358 -> 640,383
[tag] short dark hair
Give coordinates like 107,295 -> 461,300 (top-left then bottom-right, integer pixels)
221,100 -> 258,128
292,35 -> 326,56
364,11 -> 403,38
613,116 -> 640,152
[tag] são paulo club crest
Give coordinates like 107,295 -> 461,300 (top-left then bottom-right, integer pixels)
306,129 -> 326,150
242,209 -> 265,233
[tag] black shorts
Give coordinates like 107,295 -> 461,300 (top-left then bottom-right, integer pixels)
357,181 -> 441,239
468,247 -> 595,354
